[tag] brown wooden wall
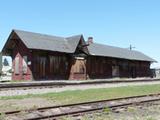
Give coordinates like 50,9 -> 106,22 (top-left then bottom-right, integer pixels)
12,46 -> 151,81
31,53 -> 151,80
11,36 -> 32,80
86,56 -> 112,79
86,56 -> 151,79
32,50 -> 71,80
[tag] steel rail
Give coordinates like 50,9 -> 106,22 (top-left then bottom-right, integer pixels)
4,92 -> 160,120
26,98 -> 160,120
0,79 -> 159,90
4,92 -> 160,115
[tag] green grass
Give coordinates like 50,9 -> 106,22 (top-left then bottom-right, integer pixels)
9,80 -> 32,83
1,84 -> 160,105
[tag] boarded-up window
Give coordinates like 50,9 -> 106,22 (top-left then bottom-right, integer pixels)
15,57 -> 19,74
121,62 -> 128,71
22,56 -> 28,74
112,66 -> 119,77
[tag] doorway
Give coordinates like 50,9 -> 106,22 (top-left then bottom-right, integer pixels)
112,65 -> 119,77
34,56 -> 47,80
71,57 -> 86,80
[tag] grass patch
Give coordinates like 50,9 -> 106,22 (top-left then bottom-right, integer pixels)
9,80 -> 32,83
1,84 -> 160,105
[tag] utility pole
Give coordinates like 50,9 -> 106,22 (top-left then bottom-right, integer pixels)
129,44 -> 135,50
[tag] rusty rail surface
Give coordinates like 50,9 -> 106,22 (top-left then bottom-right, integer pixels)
4,93 -> 160,120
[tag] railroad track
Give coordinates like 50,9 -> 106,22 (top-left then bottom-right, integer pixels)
4,93 -> 160,120
0,85 -> 64,91
0,78 -> 159,91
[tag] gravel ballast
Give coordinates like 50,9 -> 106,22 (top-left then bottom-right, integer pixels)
1,81 -> 160,97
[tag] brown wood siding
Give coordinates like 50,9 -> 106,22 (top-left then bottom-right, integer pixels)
12,36 -> 32,80
86,56 -> 112,79
86,56 -> 151,79
10,37 -> 151,80
32,50 -> 70,80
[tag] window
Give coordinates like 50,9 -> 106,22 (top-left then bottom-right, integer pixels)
112,66 -> 119,77
22,56 -> 28,74
15,57 -> 19,74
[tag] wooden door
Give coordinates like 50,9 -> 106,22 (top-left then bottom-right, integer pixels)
34,56 -> 47,80
39,57 -> 46,78
112,65 -> 119,77
70,58 -> 86,80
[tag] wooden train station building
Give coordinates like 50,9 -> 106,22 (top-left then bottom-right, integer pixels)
2,29 -> 155,80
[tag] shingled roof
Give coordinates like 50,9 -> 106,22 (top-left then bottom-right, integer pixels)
13,30 -> 82,53
88,43 -> 155,62
2,29 -> 155,62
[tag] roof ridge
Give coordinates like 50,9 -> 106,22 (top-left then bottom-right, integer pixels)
66,34 -> 82,39
13,29 -> 66,40
92,42 -> 139,53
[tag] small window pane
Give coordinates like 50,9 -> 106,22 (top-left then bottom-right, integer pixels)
15,57 -> 19,74
23,56 -> 27,74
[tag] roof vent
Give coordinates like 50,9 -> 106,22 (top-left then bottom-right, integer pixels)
88,37 -> 93,44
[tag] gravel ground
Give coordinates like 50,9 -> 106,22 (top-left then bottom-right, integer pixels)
4,94 -> 160,120
4,99 -> 160,120
1,81 -> 160,97
64,101 -> 160,120
0,98 -> 54,112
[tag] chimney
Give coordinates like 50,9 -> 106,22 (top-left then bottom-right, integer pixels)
87,37 -> 93,44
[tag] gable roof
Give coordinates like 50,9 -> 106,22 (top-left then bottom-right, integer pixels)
2,29 -> 156,62
13,29 -> 82,53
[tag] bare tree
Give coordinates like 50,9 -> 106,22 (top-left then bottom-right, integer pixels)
3,58 -> 9,66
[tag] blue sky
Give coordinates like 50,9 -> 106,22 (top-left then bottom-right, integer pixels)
0,0 -> 160,67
